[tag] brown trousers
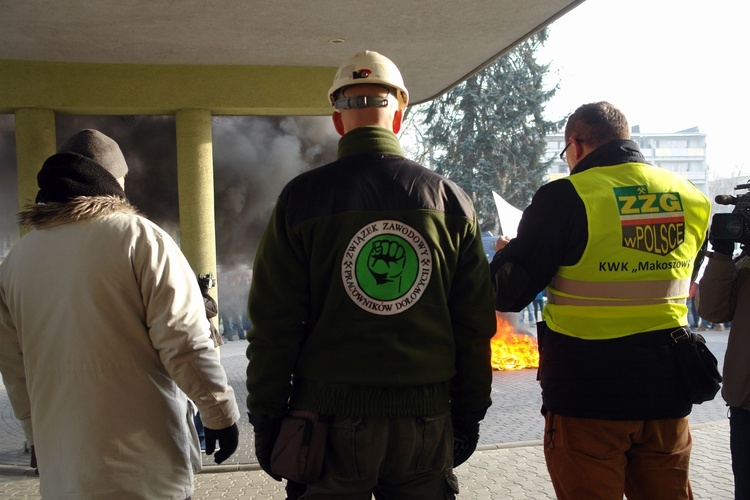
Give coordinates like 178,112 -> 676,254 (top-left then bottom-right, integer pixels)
544,413 -> 693,500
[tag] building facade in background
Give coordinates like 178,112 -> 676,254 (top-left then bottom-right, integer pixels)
545,126 -> 709,198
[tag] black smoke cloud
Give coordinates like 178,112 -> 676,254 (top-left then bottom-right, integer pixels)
212,115 -> 339,264
2,113 -> 339,323
0,113 -> 339,265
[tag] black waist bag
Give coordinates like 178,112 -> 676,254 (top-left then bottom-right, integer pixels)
671,328 -> 722,404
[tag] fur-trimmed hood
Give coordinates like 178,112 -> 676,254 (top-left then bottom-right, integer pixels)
18,196 -> 141,230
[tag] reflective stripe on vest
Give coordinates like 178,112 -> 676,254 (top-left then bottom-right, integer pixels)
547,275 -> 691,306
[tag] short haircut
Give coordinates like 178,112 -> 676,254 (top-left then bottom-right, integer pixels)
564,102 -> 630,149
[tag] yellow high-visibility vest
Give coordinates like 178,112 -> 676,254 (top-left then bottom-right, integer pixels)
544,162 -> 710,339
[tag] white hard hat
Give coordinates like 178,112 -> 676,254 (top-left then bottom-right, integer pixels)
328,50 -> 409,110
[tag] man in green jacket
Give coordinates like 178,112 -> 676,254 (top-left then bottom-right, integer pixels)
246,50 -> 496,499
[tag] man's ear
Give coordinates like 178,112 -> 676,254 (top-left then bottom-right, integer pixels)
568,137 -> 588,166
332,112 -> 345,136
392,109 -> 403,135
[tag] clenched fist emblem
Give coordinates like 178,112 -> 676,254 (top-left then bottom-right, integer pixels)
343,221 -> 432,314
368,239 -> 406,287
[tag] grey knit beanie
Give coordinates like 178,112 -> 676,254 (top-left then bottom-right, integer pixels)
35,129 -> 129,203
57,129 -> 128,179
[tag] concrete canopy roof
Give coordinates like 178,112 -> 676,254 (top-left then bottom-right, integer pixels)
0,0 -> 585,115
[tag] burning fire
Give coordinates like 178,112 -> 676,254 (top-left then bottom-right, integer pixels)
490,314 -> 540,371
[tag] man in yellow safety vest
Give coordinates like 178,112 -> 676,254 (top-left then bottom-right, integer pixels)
491,101 -> 710,499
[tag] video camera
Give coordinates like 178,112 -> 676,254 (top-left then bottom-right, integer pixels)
712,181 -> 750,247
197,273 -> 216,292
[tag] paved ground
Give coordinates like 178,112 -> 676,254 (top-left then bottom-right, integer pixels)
0,326 -> 735,498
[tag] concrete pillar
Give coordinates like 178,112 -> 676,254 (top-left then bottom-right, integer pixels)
175,109 -> 217,278
175,109 -> 222,350
14,109 -> 56,232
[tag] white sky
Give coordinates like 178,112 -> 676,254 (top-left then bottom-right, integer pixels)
538,0 -> 750,180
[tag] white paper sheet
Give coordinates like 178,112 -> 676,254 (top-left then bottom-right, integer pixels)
492,191 -> 523,239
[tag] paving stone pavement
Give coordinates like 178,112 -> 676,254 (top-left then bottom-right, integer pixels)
0,328 -> 736,498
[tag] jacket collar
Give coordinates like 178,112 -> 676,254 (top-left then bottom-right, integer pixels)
19,196 -> 141,230
571,140 -> 646,175
337,126 -> 405,159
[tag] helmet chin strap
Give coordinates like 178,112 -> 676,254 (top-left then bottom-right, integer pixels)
333,95 -> 389,110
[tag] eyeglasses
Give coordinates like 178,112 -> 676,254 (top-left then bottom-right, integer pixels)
559,139 -> 584,161
559,141 -> 572,161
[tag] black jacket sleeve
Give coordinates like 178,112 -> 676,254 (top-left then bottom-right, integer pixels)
490,179 -> 587,311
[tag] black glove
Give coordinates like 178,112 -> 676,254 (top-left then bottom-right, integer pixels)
30,445 -> 38,475
248,412 -> 283,481
710,237 -> 735,256
451,410 -> 481,468
204,423 -> 239,464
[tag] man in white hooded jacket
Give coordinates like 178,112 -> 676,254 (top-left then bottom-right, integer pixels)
0,129 -> 240,499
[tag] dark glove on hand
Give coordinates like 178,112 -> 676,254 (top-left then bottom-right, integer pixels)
30,445 -> 38,474
204,423 -> 239,464
710,237 -> 735,256
248,412 -> 283,481
451,410 -> 481,468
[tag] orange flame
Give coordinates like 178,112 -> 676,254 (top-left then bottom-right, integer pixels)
490,314 -> 540,371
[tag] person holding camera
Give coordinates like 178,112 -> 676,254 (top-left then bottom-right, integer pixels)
491,102 -> 710,499
198,273 -> 224,348
193,273 -> 225,450
698,229 -> 749,499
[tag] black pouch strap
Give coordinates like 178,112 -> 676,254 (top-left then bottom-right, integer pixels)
670,327 -> 691,343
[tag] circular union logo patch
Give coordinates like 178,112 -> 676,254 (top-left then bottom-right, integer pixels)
341,220 -> 432,315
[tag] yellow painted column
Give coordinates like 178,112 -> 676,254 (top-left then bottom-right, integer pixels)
175,110 -> 222,350
175,109 -> 217,277
14,109 -> 56,227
